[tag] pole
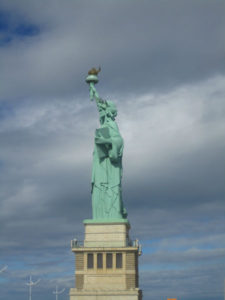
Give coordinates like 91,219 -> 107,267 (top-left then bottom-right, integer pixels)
53,285 -> 65,300
29,279 -> 31,300
0,265 -> 8,273
26,275 -> 40,300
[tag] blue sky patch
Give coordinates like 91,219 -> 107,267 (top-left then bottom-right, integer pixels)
0,102 -> 14,120
0,11 -> 10,31
14,23 -> 40,37
0,10 -> 40,46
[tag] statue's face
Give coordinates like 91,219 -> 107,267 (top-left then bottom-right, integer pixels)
107,107 -> 117,119
112,110 -> 117,117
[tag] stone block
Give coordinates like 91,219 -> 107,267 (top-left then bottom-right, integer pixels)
84,222 -> 130,247
69,288 -> 141,300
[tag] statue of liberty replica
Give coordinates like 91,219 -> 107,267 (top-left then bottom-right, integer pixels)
86,67 -> 127,221
69,68 -> 142,300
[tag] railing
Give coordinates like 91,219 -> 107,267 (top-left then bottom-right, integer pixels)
71,238 -> 142,254
128,239 -> 142,255
127,238 -> 139,247
70,240 -> 84,248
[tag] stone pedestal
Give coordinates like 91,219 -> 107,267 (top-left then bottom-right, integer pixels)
69,220 -> 142,300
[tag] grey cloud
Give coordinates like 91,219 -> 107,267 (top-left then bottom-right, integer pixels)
140,264 -> 224,300
142,248 -> 225,264
0,1 -> 224,299
0,0 -> 224,100
0,76 -> 224,255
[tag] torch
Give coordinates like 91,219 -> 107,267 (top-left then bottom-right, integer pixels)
85,67 -> 101,101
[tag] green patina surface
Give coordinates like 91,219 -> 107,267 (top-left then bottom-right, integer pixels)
86,72 -> 127,221
83,218 -> 129,224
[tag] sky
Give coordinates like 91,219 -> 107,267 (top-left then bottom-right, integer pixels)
0,0 -> 225,299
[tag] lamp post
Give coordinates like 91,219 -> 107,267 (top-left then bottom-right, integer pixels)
26,275 -> 40,300
53,285 -> 65,300
0,265 -> 8,273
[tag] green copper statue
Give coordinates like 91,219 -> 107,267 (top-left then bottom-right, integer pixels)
86,68 -> 127,221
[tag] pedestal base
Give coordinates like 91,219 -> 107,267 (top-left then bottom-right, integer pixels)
70,288 -> 142,300
70,221 -> 142,300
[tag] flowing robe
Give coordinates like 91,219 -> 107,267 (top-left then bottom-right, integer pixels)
91,101 -> 126,219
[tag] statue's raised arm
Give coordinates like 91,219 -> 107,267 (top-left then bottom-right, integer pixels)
85,68 -> 127,221
86,67 -> 108,126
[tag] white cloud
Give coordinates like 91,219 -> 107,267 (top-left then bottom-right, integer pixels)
0,1 -> 224,298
